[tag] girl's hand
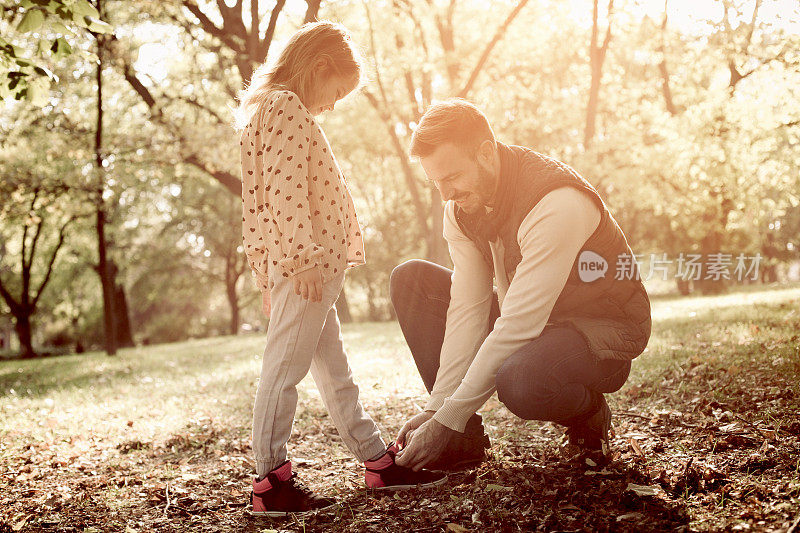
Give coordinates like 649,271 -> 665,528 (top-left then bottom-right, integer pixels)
292,266 -> 323,302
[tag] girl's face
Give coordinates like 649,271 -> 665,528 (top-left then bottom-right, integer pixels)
306,68 -> 359,116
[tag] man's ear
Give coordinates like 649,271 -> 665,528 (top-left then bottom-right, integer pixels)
476,139 -> 495,169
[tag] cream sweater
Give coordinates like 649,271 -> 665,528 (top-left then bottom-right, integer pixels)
427,187 -> 602,432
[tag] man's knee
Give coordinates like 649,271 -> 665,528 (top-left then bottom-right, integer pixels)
389,259 -> 427,303
496,351 -> 556,421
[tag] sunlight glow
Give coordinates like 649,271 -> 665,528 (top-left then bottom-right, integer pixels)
564,0 -> 799,34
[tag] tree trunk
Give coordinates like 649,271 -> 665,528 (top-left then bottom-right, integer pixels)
94,0 -> 118,356
428,191 -> 448,266
366,279 -> 381,322
657,0 -> 678,115
693,229 -> 733,297
584,0 -> 613,148
223,252 -> 241,336
96,211 -> 118,355
114,282 -> 135,347
675,278 -> 692,296
226,279 -> 240,336
14,312 -> 35,359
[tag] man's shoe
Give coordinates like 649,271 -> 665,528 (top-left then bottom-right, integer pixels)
251,461 -> 337,517
425,414 -> 491,471
563,394 -> 612,466
364,443 -> 448,490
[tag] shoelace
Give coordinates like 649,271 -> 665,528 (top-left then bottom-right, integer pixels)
285,472 -> 315,497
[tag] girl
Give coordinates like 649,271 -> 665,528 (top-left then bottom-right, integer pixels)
235,21 -> 446,516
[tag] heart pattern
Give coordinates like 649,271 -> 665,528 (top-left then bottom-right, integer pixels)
240,90 -> 364,287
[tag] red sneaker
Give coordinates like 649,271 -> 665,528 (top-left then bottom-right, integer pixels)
251,461 -> 337,517
364,443 -> 448,491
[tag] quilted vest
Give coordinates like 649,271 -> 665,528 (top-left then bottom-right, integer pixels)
454,143 -> 651,361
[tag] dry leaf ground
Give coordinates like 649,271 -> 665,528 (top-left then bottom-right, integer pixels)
1,283 -> 799,532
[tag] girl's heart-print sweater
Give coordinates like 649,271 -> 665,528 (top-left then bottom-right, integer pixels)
240,90 -> 365,294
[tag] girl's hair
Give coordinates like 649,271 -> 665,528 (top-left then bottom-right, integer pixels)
233,21 -> 363,131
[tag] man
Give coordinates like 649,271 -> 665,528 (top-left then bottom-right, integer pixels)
391,99 -> 651,471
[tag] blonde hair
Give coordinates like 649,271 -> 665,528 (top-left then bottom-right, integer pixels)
233,21 -> 363,131
409,99 -> 496,158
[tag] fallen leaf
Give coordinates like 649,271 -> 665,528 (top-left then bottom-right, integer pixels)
11,516 -> 28,532
584,468 -> 614,476
625,483 -> 660,497
559,503 -> 581,511
630,438 -> 645,457
447,524 -> 469,533
759,429 -> 776,440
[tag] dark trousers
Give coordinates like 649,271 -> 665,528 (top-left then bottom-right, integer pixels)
389,259 -> 631,426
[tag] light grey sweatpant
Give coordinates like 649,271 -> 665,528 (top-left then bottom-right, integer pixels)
252,271 -> 386,477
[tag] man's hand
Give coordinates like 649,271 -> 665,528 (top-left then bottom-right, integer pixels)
395,417 -> 454,471
292,266 -> 323,302
397,411 -> 434,448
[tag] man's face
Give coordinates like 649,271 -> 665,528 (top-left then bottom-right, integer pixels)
420,142 -> 496,214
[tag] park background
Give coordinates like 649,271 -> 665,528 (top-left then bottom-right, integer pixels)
1,0 -> 799,531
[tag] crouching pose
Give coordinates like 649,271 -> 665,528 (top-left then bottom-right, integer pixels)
392,100 -> 652,471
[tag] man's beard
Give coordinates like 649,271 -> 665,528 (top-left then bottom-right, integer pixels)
476,164 -> 498,208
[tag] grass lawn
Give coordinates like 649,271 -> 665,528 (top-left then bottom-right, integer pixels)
1,283 -> 799,532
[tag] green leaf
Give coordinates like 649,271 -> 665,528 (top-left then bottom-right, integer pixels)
85,18 -> 113,34
485,483 -> 512,492
33,65 -> 57,81
17,9 -> 45,33
72,0 -> 100,19
38,0 -> 57,14
28,75 -> 51,106
50,37 -> 72,59
49,20 -> 76,36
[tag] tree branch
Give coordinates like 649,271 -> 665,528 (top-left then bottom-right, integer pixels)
0,272 -> 21,315
176,95 -> 227,125
457,0 -> 530,98
658,0 -> 677,115
257,0 -> 287,64
363,89 -> 428,234
363,0 -> 391,110
32,216 -> 79,310
20,190 -> 36,276
184,154 -> 243,196
182,0 -> 244,53
304,0 -> 322,24
113,47 -> 242,196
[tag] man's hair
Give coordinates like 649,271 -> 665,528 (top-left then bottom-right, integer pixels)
409,99 -> 496,158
